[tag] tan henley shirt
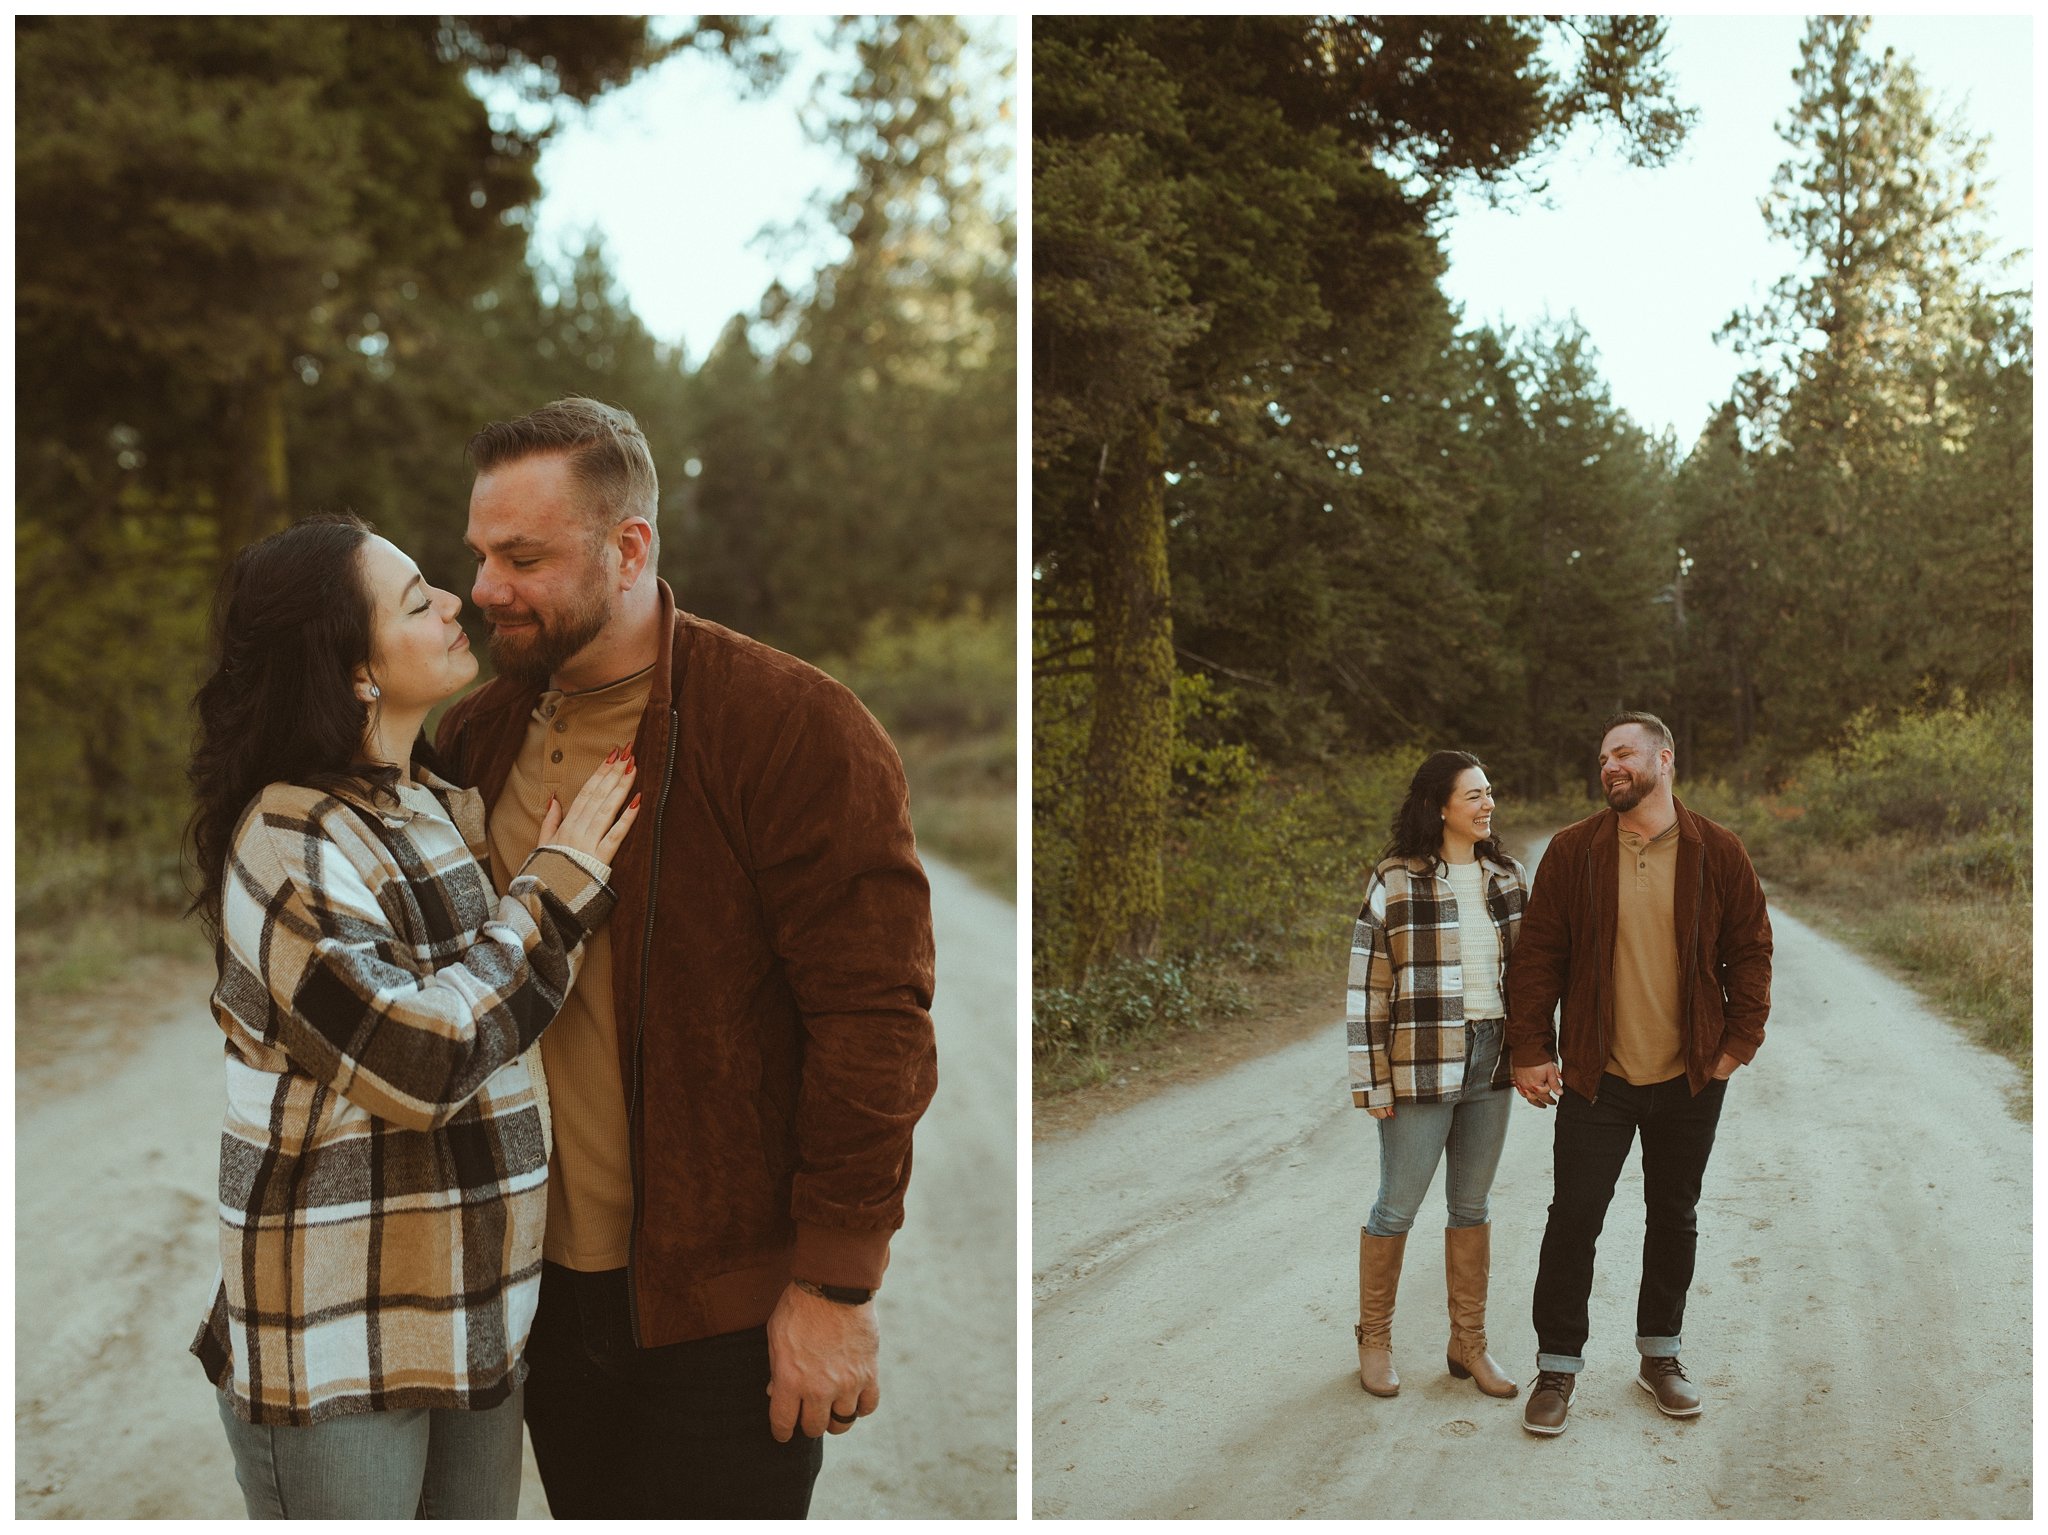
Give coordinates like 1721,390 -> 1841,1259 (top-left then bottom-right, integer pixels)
485,666 -> 652,1271
1607,819 -> 1684,1085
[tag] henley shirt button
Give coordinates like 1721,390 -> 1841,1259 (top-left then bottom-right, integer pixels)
550,749 -> 563,764
554,719 -> 567,732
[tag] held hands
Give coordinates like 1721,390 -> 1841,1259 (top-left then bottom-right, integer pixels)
1513,1061 -> 1563,1109
538,744 -> 640,864
765,1280 -> 881,1442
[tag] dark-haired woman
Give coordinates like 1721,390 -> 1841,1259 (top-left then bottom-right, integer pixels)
1345,750 -> 1527,1401
187,513 -> 639,1518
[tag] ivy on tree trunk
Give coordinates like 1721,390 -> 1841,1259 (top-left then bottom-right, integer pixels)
1071,407 -> 1174,977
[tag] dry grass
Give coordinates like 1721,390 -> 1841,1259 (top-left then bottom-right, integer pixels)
1753,835 -> 2031,1108
17,906 -> 202,1001
900,729 -> 1015,898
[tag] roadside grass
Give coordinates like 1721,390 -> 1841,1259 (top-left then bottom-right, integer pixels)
900,728 -> 1015,899
18,905 -> 201,1000
1717,825 -> 2031,1109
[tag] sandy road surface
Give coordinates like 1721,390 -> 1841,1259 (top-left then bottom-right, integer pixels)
16,857 -> 1015,1519
1033,852 -> 2031,1519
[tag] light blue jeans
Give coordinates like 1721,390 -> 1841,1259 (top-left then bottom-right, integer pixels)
216,1383 -> 525,1518
1364,1018 -> 1512,1237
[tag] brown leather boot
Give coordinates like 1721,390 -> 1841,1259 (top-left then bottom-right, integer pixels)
1355,1230 -> 1406,1396
1443,1223 -> 1518,1398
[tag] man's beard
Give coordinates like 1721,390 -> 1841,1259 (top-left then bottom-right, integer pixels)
1603,768 -> 1654,813
485,586 -> 613,686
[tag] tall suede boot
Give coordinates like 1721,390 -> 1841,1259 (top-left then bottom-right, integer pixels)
1355,1230 -> 1406,1396
1444,1223 -> 1518,1398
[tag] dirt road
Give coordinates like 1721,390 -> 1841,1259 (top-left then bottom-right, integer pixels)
15,856 -> 1015,1519
1033,857 -> 2031,1518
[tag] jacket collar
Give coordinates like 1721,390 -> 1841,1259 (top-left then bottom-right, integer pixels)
321,763 -> 476,830
1593,796 -> 1703,846
457,577 -> 683,727
1385,849 -> 1516,883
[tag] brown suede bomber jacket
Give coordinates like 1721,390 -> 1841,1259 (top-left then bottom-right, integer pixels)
1505,798 -> 1772,1103
436,581 -> 937,1347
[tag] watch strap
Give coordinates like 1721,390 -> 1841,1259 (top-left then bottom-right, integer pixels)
795,1277 -> 875,1306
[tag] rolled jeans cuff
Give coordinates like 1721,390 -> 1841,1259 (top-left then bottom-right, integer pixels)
1536,1352 -> 1583,1375
1636,1335 -> 1683,1358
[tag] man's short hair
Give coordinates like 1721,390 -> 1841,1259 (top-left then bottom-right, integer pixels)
1601,709 -> 1674,757
468,397 -> 659,538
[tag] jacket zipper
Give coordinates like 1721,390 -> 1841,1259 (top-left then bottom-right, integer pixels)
1685,836 -> 1705,1084
1584,830 -> 1604,1102
625,707 -> 680,1344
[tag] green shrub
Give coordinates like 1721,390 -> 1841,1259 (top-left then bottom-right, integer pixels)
17,837 -> 191,927
1792,691 -> 2028,845
1031,954 -> 1250,1064
820,603 -> 1014,737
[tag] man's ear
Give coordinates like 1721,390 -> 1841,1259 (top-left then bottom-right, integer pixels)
615,517 -> 656,589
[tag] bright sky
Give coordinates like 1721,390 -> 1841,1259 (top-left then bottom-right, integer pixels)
1435,14 -> 2035,446
524,15 -> 1016,367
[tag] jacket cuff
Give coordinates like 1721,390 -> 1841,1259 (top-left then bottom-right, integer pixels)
793,1221 -> 894,1292
1353,1085 -> 1392,1110
516,845 -> 616,925
1509,1039 -> 1558,1068
1717,1030 -> 1762,1065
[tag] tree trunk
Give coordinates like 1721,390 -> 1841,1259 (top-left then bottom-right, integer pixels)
216,354 -> 291,566
1070,406 -> 1174,979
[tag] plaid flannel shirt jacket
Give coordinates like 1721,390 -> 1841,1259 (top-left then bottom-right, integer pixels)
1346,851 -> 1528,1109
191,769 -> 613,1426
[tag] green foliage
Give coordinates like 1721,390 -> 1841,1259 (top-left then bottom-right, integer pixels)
17,16 -> 1019,926
821,605 -> 1014,738
1031,955 -> 1250,1068
1033,15 -> 1698,976
1792,692 -> 2030,845
1689,17 -> 2030,764
681,16 -> 1016,664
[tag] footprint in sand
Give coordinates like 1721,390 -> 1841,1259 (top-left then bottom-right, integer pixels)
1732,1255 -> 1761,1284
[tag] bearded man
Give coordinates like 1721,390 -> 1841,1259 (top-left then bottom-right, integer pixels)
1504,711 -> 1771,1437
435,397 -> 937,1515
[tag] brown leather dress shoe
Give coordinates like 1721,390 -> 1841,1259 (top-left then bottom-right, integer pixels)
1521,1370 -> 1574,1436
1636,1355 -> 1703,1416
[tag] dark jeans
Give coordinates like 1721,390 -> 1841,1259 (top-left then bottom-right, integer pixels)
523,1262 -> 824,1518
1531,1072 -> 1728,1372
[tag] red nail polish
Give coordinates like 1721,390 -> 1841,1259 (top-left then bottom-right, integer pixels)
605,747 -> 618,764
629,793 -> 641,809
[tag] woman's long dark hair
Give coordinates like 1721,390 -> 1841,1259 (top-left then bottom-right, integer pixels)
186,513 -> 408,934
1381,749 -> 1509,871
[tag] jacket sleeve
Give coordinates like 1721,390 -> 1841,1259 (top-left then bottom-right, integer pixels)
1346,872 -> 1396,1109
748,678 -> 939,1291
218,794 -> 615,1132
1712,834 -> 1773,1063
1505,837 -> 1571,1068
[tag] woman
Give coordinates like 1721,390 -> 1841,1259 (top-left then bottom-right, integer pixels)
186,513 -> 638,1517
1345,750 -> 1527,1400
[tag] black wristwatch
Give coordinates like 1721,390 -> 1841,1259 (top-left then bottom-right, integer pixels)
795,1278 -> 875,1306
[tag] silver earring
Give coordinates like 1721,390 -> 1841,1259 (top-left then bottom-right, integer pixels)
367,684 -> 380,700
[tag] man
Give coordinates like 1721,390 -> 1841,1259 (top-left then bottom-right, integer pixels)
435,397 -> 938,1516
1505,711 -> 1771,1437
